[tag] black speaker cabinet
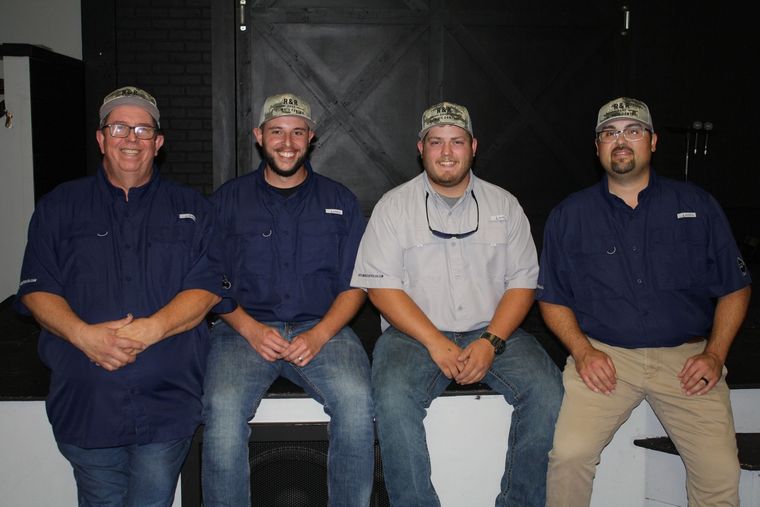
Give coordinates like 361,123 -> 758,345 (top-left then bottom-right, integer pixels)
182,422 -> 389,506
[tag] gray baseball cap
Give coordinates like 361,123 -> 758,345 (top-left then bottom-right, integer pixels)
258,93 -> 316,130
419,101 -> 473,139
99,86 -> 161,128
596,97 -> 653,132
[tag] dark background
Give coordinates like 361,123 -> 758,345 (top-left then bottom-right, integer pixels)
5,0 -> 757,395
82,0 -> 758,386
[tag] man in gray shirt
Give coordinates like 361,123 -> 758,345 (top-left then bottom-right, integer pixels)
352,101 -> 563,506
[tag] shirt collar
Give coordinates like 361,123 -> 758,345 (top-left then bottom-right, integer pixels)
599,168 -> 659,209
255,160 -> 314,198
422,169 -> 476,207
97,164 -> 160,202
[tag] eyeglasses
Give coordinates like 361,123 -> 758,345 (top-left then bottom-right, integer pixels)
102,123 -> 159,140
425,191 -> 479,239
596,126 -> 650,144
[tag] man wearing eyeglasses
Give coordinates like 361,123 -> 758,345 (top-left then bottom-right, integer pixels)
351,102 -> 563,506
537,97 -> 751,506
16,86 -> 222,506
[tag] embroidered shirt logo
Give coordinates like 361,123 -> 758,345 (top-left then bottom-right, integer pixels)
738,257 -> 748,276
489,215 -> 507,222
19,278 -> 37,287
677,212 -> 697,219
325,208 -> 343,215
179,213 -> 196,222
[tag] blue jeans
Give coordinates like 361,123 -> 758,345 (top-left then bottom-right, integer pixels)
57,437 -> 191,507
372,326 -> 563,507
201,320 -> 375,507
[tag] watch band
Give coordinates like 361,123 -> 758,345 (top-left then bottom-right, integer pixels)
480,331 -> 505,355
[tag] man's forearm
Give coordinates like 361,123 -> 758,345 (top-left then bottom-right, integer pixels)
368,288 -> 448,348
705,285 -> 751,363
21,291 -> 87,343
487,288 -> 535,340
117,289 -> 220,347
146,289 -> 220,344
307,288 -> 366,343
538,301 -> 593,359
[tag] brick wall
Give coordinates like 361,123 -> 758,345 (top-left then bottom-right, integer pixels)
113,0 -> 213,195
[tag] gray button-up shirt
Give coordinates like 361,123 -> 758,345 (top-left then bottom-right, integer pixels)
352,171 -> 538,332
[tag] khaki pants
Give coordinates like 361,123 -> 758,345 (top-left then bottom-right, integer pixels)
546,338 -> 739,507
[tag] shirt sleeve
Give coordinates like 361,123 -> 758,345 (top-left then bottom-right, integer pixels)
337,193 -> 367,293
351,194 -> 405,290
536,207 -> 574,306
178,195 -> 224,297
503,197 -> 539,290
705,194 -> 752,296
208,187 -> 238,314
15,198 -> 65,314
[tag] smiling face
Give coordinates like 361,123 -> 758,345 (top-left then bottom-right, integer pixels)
417,124 -> 478,197
96,105 -> 163,190
254,115 -> 314,185
595,119 -> 657,182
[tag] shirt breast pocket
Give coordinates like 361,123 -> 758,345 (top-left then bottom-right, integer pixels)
299,217 -> 347,274
61,222 -> 111,283
568,235 -> 626,300
232,221 -> 275,277
403,242 -> 445,288
476,225 -> 509,285
148,223 -> 195,285
651,220 -> 709,290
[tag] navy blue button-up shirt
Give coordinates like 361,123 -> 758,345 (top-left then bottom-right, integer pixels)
213,162 -> 366,321
16,167 -> 222,448
537,171 -> 751,348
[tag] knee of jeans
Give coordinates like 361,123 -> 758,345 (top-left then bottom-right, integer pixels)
326,385 -> 374,421
372,380 -> 422,417
202,391 -> 253,428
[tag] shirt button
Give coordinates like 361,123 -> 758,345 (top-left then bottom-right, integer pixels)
457,305 -> 463,310
632,246 -> 638,252
636,278 -> 643,284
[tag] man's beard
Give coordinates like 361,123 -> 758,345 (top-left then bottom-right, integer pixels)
263,150 -> 308,178
609,148 -> 635,175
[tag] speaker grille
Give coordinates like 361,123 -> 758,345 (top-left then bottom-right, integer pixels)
182,422 -> 389,506
249,441 -> 329,507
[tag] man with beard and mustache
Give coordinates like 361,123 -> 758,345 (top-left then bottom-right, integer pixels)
202,93 -> 374,506
352,101 -> 563,506
537,97 -> 752,506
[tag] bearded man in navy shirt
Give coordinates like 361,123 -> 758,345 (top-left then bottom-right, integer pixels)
201,92 -> 374,506
16,86 -> 222,507
538,97 -> 752,506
